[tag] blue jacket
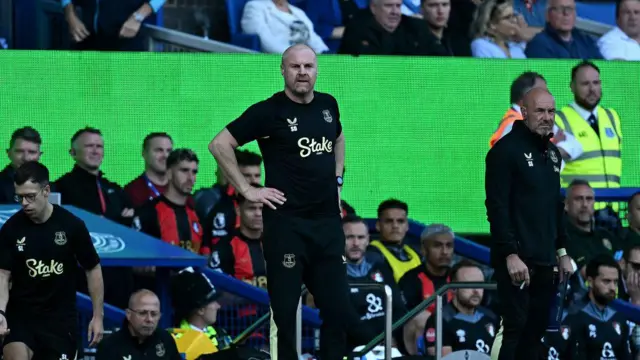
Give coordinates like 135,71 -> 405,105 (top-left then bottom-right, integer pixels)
525,23 -> 603,59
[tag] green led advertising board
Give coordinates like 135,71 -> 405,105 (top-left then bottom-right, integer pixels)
1,52 -> 639,233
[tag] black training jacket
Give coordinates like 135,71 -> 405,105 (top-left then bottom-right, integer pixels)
485,120 -> 568,267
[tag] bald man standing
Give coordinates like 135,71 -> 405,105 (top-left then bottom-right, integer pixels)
210,44 -> 368,360
485,88 -> 575,360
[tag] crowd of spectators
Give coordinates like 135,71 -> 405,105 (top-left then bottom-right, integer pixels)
51,0 -> 640,60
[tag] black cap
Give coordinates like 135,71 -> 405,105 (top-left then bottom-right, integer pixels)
171,267 -> 221,315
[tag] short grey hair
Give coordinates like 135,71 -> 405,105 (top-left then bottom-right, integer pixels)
420,223 -> 455,243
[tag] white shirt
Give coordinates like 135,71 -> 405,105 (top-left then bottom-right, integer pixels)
241,0 -> 329,54
568,102 -> 599,122
500,104 -> 584,164
598,26 -> 640,61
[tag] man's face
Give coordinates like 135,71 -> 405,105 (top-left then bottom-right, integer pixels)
237,200 -> 263,232
168,160 -> 198,195
240,165 -> 261,184
618,0 -> 640,37
376,208 -> 408,243
424,233 -> 454,269
565,184 -> 595,225
627,195 -> 640,229
143,137 -> 173,174
546,0 -> 576,32
126,294 -> 161,338
625,249 -> 640,279
7,139 -> 41,169
344,222 -> 370,262
371,0 -> 402,32
455,266 -> 485,308
14,180 -> 50,218
422,0 -> 451,29
521,91 -> 556,136
571,66 -> 602,110
281,47 -> 317,97
72,133 -> 104,171
589,266 -> 618,305
198,300 -> 221,326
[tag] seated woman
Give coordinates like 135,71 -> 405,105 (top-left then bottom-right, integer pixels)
241,0 -> 329,54
469,0 -> 526,59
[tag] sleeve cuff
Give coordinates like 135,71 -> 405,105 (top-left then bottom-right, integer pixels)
557,248 -> 567,257
61,0 -> 71,7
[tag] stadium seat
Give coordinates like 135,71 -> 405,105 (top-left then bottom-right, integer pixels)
225,0 -> 261,51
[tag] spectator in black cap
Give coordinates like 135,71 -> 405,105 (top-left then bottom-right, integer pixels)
171,267 -> 232,352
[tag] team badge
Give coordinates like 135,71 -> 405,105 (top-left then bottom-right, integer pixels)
156,343 -> 165,357
193,222 -> 200,234
613,322 -> 621,335
425,328 -> 436,342
602,238 -> 612,250
549,150 -> 558,163
322,110 -> 333,123
283,254 -> 296,268
372,271 -> 384,283
561,326 -> 570,340
486,323 -> 495,337
54,231 -> 67,246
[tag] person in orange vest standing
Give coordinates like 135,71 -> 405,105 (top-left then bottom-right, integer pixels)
490,72 -> 583,168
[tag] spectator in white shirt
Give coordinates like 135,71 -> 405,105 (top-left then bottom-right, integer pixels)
597,0 -> 640,60
241,0 -> 329,54
469,0 -> 527,58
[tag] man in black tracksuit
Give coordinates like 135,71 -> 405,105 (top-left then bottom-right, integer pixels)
485,88 -> 575,360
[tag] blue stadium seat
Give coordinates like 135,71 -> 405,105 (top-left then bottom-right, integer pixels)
226,0 -> 261,51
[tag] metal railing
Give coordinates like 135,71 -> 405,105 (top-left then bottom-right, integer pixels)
576,16 -> 613,37
145,24 -> 256,53
355,282 -> 497,359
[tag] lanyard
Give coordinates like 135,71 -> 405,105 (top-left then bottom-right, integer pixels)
96,178 -> 107,215
143,174 -> 162,198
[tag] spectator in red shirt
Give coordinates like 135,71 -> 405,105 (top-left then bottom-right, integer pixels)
133,148 -> 209,256
206,184 -> 265,287
124,132 -> 173,208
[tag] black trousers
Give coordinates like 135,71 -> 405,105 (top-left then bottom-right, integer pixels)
263,210 -> 372,360
495,263 -> 556,360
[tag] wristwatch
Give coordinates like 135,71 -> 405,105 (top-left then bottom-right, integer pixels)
133,12 -> 145,22
336,176 -> 344,187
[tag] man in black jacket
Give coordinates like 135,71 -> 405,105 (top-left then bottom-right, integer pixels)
485,87 -> 574,360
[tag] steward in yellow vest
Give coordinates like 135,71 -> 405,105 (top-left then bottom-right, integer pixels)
368,199 -> 422,283
555,105 -> 622,189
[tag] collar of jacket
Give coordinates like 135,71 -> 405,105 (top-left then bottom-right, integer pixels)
71,164 -> 104,179
0,164 -> 15,179
512,119 -> 553,151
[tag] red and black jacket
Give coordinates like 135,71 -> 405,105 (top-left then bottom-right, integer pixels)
207,230 -> 266,287
133,195 -> 209,256
398,265 -> 452,313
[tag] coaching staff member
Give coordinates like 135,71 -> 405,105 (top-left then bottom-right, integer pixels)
485,88 -> 574,360
0,161 -> 104,359
210,43 -> 371,360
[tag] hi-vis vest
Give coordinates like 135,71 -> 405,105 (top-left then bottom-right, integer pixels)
490,108 -> 522,148
555,106 -> 622,189
370,240 -> 422,282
